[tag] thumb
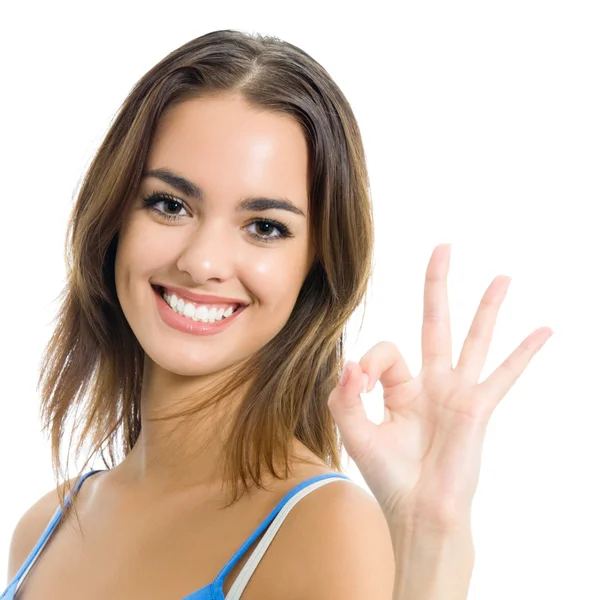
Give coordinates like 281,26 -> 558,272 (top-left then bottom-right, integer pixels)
328,361 -> 378,463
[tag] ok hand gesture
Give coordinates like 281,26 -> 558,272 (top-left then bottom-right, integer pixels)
327,243 -> 553,530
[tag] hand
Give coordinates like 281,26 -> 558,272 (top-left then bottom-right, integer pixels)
327,243 -> 553,530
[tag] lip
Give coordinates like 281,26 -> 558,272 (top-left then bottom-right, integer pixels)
152,283 -> 249,307
153,284 -> 247,336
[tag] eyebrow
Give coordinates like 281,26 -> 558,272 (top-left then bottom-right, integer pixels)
141,168 -> 306,217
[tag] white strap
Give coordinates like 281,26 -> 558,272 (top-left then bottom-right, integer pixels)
225,477 -> 349,600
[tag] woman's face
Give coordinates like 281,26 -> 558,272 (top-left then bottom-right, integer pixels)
115,93 -> 314,379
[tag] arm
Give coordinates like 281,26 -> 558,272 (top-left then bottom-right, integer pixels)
7,495 -> 53,584
290,484 -> 473,600
325,246 -> 550,599
278,481 -> 396,600
390,517 -> 475,600
6,478 -> 78,584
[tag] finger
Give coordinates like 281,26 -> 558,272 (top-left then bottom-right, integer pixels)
422,243 -> 453,372
476,327 -> 554,410
327,361 -> 378,462
357,341 -> 413,394
455,275 -> 512,384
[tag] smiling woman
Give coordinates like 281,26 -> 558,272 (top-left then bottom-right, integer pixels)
2,29 -> 392,600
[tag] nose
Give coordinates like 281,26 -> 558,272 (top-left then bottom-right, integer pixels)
174,218 -> 238,283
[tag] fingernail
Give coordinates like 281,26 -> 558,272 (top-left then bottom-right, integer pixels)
361,374 -> 369,393
339,362 -> 351,387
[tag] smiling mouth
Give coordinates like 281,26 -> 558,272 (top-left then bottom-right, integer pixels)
152,285 -> 244,313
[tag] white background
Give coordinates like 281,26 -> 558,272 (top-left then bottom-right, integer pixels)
0,1 -> 598,598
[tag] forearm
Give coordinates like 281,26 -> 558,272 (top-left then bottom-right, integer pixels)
390,517 -> 475,600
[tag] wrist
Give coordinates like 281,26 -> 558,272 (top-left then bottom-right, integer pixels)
384,500 -> 473,536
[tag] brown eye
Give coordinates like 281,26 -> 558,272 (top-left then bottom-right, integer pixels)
142,192 -> 188,222
141,191 -> 293,243
246,219 -> 292,243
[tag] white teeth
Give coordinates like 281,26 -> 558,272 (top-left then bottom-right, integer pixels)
162,290 -> 238,323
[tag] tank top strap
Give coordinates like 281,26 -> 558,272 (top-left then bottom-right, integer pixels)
212,473 -> 353,600
2,469 -> 105,599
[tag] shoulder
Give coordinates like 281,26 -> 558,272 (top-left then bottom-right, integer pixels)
6,476 -> 80,583
274,473 -> 396,600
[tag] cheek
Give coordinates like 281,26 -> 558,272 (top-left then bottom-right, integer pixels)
113,237 -> 130,296
115,220 -> 166,278
114,224 -> 161,307
245,251 -> 307,310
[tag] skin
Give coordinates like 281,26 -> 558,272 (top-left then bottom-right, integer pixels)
112,92 -> 322,498
8,113 -> 376,597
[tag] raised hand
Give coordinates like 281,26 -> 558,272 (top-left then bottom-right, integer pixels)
327,243 -> 553,530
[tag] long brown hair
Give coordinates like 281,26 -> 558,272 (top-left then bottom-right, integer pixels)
37,29 -> 373,526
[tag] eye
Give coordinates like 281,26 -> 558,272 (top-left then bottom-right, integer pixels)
141,191 -> 294,243
142,191 -> 186,221
245,218 -> 293,242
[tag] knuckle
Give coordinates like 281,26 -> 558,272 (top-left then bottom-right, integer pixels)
360,340 -> 399,370
501,359 -> 519,377
378,340 -> 397,351
467,324 -> 486,342
423,308 -> 443,322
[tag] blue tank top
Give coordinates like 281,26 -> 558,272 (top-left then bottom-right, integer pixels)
2,469 -> 352,600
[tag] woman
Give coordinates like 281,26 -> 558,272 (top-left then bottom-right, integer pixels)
2,30 -> 552,600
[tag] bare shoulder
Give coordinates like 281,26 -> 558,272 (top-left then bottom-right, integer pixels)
6,476 -> 80,584
276,475 -> 396,600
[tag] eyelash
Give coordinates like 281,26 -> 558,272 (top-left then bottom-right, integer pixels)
141,191 -> 293,243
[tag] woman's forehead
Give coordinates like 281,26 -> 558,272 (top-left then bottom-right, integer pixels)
145,97 -> 310,214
